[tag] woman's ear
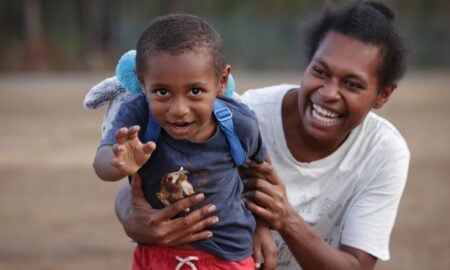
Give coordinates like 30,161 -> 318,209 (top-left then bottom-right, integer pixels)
218,65 -> 231,96
373,84 -> 396,109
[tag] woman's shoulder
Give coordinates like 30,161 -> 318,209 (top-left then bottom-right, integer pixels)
360,112 -> 409,154
239,84 -> 298,106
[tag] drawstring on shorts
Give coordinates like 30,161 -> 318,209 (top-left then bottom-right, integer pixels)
175,256 -> 199,270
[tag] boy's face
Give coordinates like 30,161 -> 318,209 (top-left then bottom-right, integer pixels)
138,50 -> 228,142
297,31 -> 394,144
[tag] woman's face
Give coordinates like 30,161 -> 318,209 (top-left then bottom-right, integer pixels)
297,31 -> 393,145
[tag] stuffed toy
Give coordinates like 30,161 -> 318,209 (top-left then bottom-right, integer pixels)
83,50 -> 236,139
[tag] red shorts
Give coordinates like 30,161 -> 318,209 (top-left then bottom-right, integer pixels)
132,245 -> 255,270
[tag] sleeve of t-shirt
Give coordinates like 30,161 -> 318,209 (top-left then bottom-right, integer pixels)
231,101 -> 267,164
243,124 -> 266,164
340,142 -> 410,261
100,95 -> 148,146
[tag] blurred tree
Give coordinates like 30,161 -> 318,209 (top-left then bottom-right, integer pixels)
80,0 -> 119,70
0,0 -> 448,72
24,0 -> 48,70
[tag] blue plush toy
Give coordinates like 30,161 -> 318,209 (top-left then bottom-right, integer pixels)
115,50 -> 141,94
84,50 -> 236,139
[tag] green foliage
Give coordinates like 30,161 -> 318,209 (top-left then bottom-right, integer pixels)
0,0 -> 448,71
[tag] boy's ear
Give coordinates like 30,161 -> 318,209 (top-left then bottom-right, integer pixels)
218,65 -> 231,96
373,84 -> 396,109
134,68 -> 146,94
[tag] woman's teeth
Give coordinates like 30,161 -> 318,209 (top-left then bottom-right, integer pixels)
312,104 -> 340,124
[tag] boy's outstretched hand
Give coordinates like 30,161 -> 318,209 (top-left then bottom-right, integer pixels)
111,125 -> 156,176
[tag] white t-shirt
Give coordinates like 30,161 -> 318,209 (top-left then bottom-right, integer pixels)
239,84 -> 410,269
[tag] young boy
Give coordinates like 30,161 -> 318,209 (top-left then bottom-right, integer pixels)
93,14 -> 267,269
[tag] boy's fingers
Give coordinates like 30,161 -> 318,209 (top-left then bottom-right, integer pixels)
127,125 -> 141,140
261,252 -> 276,270
111,158 -> 125,168
112,144 -> 124,155
143,141 -> 156,155
253,243 -> 263,269
115,127 -> 129,144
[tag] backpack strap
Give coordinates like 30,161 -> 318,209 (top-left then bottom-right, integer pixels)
142,99 -> 245,166
213,100 -> 246,166
144,110 -> 161,143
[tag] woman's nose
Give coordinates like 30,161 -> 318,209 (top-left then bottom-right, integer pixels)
318,81 -> 340,100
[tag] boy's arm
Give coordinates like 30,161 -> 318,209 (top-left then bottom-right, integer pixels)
253,219 -> 277,269
94,144 -> 126,181
93,125 -> 156,181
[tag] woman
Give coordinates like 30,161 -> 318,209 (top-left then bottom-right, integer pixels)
115,1 -> 409,269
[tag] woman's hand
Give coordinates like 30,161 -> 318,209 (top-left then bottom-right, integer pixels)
115,173 -> 219,246
243,161 -> 297,231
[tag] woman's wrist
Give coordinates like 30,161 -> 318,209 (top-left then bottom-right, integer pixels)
278,205 -> 305,236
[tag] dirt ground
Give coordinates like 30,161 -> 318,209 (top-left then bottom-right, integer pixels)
0,71 -> 449,269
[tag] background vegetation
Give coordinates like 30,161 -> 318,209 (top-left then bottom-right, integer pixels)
1,0 -> 449,72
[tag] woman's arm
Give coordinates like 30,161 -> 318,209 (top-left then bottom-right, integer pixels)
243,161 -> 377,270
115,173 -> 220,246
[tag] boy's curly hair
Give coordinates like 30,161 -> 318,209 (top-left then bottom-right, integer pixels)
136,14 -> 225,81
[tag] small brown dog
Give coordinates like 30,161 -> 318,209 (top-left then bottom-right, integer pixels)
156,167 -> 195,211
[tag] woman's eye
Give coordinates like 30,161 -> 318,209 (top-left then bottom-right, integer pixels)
344,81 -> 363,90
156,88 -> 168,96
190,88 -> 202,96
312,66 -> 327,77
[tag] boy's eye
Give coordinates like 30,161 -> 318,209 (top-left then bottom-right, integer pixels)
156,88 -> 168,96
190,88 -> 202,96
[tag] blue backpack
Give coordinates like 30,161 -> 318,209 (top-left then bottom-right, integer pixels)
143,99 -> 246,167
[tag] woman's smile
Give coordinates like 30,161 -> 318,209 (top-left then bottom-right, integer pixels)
311,103 -> 342,126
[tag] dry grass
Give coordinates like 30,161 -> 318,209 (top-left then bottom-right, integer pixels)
0,71 -> 449,269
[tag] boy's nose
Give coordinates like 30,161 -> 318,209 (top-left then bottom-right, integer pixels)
169,98 -> 189,116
